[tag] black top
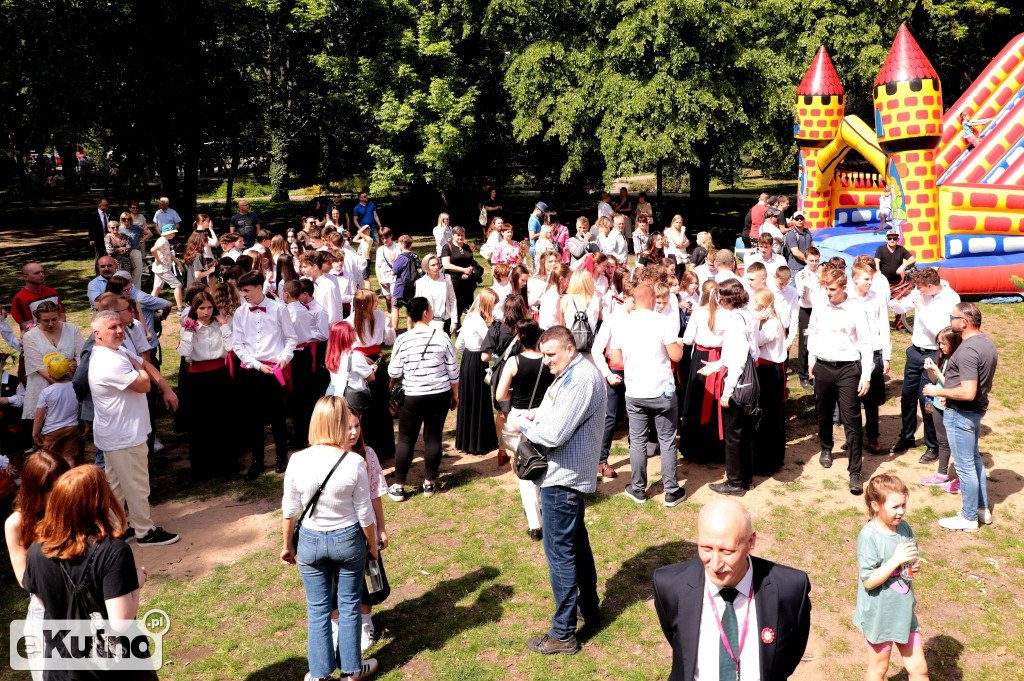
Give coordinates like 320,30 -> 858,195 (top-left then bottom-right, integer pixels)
690,246 -> 708,267
481,321 -> 518,358
23,537 -> 139,621
509,354 -> 555,410
638,253 -> 660,267
441,242 -> 475,277
874,243 -> 912,285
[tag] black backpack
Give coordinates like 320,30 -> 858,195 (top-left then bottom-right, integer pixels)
730,310 -> 762,419
569,298 -> 594,353
396,252 -> 423,292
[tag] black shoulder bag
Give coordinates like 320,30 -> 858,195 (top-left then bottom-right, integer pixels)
342,352 -> 372,411
292,451 -> 349,550
512,360 -> 552,481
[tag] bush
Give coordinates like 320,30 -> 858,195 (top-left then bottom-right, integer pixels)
200,178 -> 273,200
294,177 -> 369,196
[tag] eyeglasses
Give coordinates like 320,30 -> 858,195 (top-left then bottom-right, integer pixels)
886,236 -> 898,241
121,218 -> 131,222
950,315 -> 965,322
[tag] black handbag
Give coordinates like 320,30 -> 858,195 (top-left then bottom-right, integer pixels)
512,361 -> 550,481
291,452 -> 348,550
342,352 -> 372,411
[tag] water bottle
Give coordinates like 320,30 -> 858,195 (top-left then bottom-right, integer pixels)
365,558 -> 384,595
924,396 -> 934,414
899,539 -> 919,581
663,383 -> 675,400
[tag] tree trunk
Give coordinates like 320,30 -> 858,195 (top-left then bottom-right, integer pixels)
688,146 -> 712,232
225,137 -> 239,217
270,128 -> 289,202
180,134 -> 200,222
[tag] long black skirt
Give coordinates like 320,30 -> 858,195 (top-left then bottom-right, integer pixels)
182,365 -> 236,478
754,361 -> 786,476
680,345 -> 725,463
456,349 -> 498,455
363,352 -> 396,461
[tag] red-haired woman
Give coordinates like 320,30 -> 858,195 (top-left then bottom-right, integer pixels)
346,289 -> 396,460
4,450 -> 69,681
325,322 -> 377,420
21,465 -> 149,666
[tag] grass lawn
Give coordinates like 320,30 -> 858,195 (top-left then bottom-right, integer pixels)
1,201 -> 1023,680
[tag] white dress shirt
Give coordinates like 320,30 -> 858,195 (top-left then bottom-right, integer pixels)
455,311 -> 489,353
329,270 -> 359,305
598,231 -> 627,263
177,320 -> 231,362
305,299 -> 329,341
795,268 -> 820,308
889,281 -> 960,350
718,310 -> 759,401
807,296 -> 873,382
746,252 -> 784,281
848,289 -> 892,361
769,281 -> 799,347
682,306 -> 727,349
309,274 -> 344,325
231,296 -> 297,370
694,557 -> 761,681
415,275 -> 457,321
693,263 -> 716,289
287,301 -> 315,345
756,317 -> 788,363
491,282 -> 512,321
345,309 -> 396,349
716,269 -> 753,294
591,307 -> 628,378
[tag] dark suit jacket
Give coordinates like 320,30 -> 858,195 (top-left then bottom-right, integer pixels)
653,556 -> 811,681
89,207 -> 111,246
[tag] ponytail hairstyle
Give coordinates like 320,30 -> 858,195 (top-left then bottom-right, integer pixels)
700,279 -> 719,330
752,287 -> 781,325
325,321 -> 357,373
471,288 -> 498,325
864,473 -> 909,518
351,289 -> 378,344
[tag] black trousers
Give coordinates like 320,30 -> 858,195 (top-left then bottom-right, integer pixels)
721,403 -> 756,488
796,307 -> 811,380
290,347 -> 315,448
861,350 -> 886,440
754,362 -> 786,476
900,345 -> 938,449
238,367 -> 289,468
601,369 -> 626,465
393,390 -> 451,485
814,360 -> 862,475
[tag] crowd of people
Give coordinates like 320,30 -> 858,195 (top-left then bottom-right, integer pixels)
0,188 -> 1002,680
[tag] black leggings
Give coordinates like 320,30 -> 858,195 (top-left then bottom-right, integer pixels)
393,390 -> 451,485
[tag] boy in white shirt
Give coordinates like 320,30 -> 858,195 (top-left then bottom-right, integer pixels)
375,226 -> 400,309
849,260 -> 891,454
33,353 -> 81,467
795,246 -> 821,388
299,279 -> 330,396
150,225 -> 184,311
300,251 -> 344,324
220,232 -> 244,260
490,264 -> 513,322
746,234 -> 784,280
233,270 -> 298,480
770,265 -> 800,349
283,280 -> 317,449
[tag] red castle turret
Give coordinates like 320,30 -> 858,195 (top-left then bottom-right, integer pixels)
795,47 -> 845,229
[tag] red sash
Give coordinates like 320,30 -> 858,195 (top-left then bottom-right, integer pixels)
240,360 -> 292,390
697,344 -> 724,438
356,344 -> 381,357
187,358 -> 228,374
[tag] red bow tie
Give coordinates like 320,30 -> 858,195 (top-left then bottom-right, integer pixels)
249,306 -> 266,312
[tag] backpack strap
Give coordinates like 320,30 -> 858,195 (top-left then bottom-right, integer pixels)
58,541 -> 105,618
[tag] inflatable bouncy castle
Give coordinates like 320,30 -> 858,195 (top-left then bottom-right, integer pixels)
794,25 -> 1024,295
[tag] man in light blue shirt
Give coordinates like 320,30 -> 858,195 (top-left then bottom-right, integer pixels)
512,325 -> 605,656
528,201 -> 548,268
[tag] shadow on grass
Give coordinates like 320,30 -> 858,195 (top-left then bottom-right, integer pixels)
584,540 -> 697,642
371,566 -> 510,675
241,655 -> 310,681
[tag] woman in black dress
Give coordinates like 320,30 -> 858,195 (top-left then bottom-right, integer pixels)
480,294 -> 528,466
441,226 -> 478,326
454,290 -> 499,455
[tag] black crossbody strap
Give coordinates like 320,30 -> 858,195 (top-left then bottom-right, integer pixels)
527,356 -> 545,409
296,451 -> 349,529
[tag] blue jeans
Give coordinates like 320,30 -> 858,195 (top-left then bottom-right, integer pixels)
297,524 -> 366,677
944,407 -> 987,520
94,449 -> 105,470
540,485 -> 599,640
900,345 -> 939,448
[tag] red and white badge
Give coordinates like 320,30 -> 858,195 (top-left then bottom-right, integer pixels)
761,627 -> 775,644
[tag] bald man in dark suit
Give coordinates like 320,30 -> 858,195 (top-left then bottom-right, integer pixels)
653,499 -> 811,680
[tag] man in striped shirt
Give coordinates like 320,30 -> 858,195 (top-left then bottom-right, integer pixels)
512,325 -> 606,656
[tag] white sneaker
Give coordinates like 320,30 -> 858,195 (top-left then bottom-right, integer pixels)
360,619 -> 375,652
153,438 -> 165,452
331,617 -> 339,650
345,658 -> 378,680
978,508 -> 993,525
938,512 -> 979,531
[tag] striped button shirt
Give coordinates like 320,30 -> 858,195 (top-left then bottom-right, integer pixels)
523,353 -> 606,493
388,326 -> 460,396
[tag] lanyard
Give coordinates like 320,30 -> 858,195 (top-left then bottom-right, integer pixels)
706,579 -> 755,680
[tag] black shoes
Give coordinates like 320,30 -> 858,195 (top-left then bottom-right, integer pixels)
244,464 -> 264,482
820,449 -> 833,469
623,485 -> 647,504
664,489 -> 687,507
275,456 -> 288,474
138,527 -> 180,546
709,482 -> 746,497
118,525 -> 136,543
918,448 -> 939,464
527,634 -> 580,655
528,528 -> 543,542
890,438 -> 916,454
799,378 -> 813,390
850,474 -> 863,495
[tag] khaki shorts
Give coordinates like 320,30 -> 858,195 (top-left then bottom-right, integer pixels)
41,425 -> 81,464
153,269 -> 182,289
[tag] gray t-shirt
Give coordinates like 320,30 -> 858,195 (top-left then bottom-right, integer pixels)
945,333 -> 997,415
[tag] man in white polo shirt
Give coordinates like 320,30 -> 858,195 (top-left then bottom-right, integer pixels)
88,310 -> 180,546
610,283 -> 686,508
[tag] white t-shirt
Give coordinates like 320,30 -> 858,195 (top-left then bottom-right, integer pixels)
611,308 -> 678,399
88,345 -> 150,451
37,382 -> 79,434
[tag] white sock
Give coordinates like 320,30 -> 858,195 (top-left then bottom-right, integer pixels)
361,613 -> 372,626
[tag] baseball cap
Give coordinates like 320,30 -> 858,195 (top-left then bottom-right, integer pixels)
114,270 -> 132,280
43,352 -> 71,380
792,211 -> 806,220
160,224 -> 177,236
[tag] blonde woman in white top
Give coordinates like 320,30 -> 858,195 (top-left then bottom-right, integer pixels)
559,269 -> 602,335
176,291 -> 234,479
454,290 -> 499,455
752,287 -> 787,475
433,212 -> 452,256
414,253 -> 458,334
537,263 -> 571,330
526,250 -> 560,309
664,214 -> 691,270
679,280 -> 728,463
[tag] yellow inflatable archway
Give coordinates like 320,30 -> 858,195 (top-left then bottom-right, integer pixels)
812,115 -> 888,195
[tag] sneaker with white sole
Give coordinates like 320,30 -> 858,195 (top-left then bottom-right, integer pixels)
360,619 -> 375,652
422,481 -> 437,498
920,473 -> 949,486
137,527 -> 180,546
153,438 -> 165,453
343,658 -> 378,680
387,484 -> 405,502
938,512 -> 978,531
978,507 -> 993,525
941,479 -> 961,494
